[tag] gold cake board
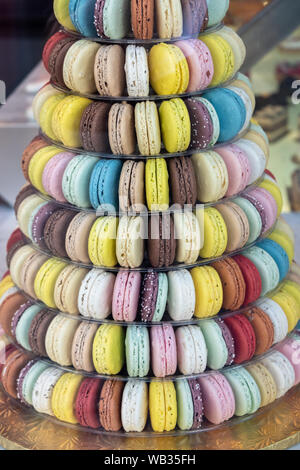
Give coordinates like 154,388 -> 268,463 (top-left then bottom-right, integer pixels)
0,386 -> 299,451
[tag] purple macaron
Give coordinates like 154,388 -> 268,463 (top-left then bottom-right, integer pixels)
185,98 -> 214,149
31,202 -> 59,250
139,273 -> 159,322
216,319 -> 235,366
244,187 -> 278,234
188,378 -> 204,429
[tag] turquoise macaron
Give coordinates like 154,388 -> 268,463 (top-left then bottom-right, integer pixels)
175,379 -> 194,431
18,360 -> 49,406
233,197 -> 262,245
125,326 -> 150,378
207,0 -> 230,27
242,246 -> 280,296
16,304 -> 43,351
224,367 -> 261,416
69,0 -> 97,37
89,159 -> 123,210
256,239 -> 289,282
62,155 -> 99,208
154,273 -> 169,322
203,88 -> 246,143
199,320 -> 228,370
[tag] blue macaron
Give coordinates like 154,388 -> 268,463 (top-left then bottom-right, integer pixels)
89,159 -> 122,210
15,305 -> 43,351
256,239 -> 290,281
203,88 -> 246,142
69,0 -> 97,37
207,0 -> 230,27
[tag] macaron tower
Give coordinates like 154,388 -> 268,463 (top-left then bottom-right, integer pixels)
0,0 -> 300,445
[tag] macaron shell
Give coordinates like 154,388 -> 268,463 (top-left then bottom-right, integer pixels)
52,372 -> 84,424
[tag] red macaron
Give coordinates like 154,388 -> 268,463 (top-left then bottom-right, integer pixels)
224,314 -> 256,364
75,378 -> 103,429
42,31 -> 71,73
6,228 -> 25,253
234,254 -> 262,306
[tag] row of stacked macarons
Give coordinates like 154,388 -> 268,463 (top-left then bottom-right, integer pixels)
44,26 -> 245,97
2,277 -> 298,377
54,0 -> 229,40
22,127 -> 268,210
5,223 -> 297,323
34,79 -> 254,153
1,335 -> 299,431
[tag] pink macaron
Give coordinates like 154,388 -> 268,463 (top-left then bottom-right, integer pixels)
276,336 -> 300,386
175,39 -> 214,91
198,372 -> 235,425
235,139 -> 266,184
244,187 -> 278,234
112,272 -> 142,322
42,152 -> 75,202
217,144 -> 251,197
150,325 -> 177,378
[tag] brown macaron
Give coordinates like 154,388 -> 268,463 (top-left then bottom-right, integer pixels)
147,214 -> 176,268
212,257 -> 246,311
108,103 -> 136,155
65,212 -> 97,264
167,156 -> 197,207
28,309 -> 55,357
131,0 -> 154,39
14,184 -> 36,216
0,292 -> 27,336
244,307 -> 274,356
118,160 -> 145,212
99,379 -> 124,432
1,350 -> 31,399
44,209 -> 76,258
80,101 -> 111,152
94,45 -> 125,97
48,37 -> 76,88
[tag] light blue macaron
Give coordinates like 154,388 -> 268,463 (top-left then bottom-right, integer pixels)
207,0 -> 230,27
153,273 -> 168,322
175,379 -> 194,431
89,159 -> 122,211
62,155 -> 99,208
125,326 -> 150,378
224,366 -> 261,416
257,239 -> 289,281
242,245 -> 280,296
21,361 -> 49,406
203,88 -> 246,143
69,0 -> 97,37
15,305 -> 43,351
233,197 -> 262,245
199,320 -> 228,370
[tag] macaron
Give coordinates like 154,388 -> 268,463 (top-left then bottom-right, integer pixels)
1,350 -> 31,399
14,303 -> 44,351
10,245 -> 38,288
198,372 -> 235,425
0,292 -> 27,337
201,33 -> 234,87
112,271 -> 142,322
52,372 -> 84,424
71,321 -> 98,372
121,380 -> 148,432
235,140 -> 267,185
270,291 -> 299,333
174,211 -> 201,264
32,366 -> 64,415
224,314 -> 256,364
54,264 -> 88,314
244,306 -> 274,356
217,201 -> 250,252
150,324 -> 177,377
259,179 -> 283,217
42,31 -> 73,73
32,83 -> 62,124
242,245 -> 280,296
99,379 -> 124,431
256,297 -> 288,345
202,88 -> 246,142
198,207 -> 228,258
17,360 -> 48,406
200,319 -> 235,370
276,335 -> 300,385
42,152 -> 75,202
212,257 -> 246,311
78,268 -> 116,319
233,196 -> 263,245
22,136 -> 49,181
261,351 -> 295,399
94,44 -> 125,96
224,367 -> 261,416
131,0 -> 154,39
186,97 -> 220,149
119,160 -> 145,212
28,309 -> 55,357
88,216 -> 119,267
92,324 -> 125,375
69,0 -> 98,37
75,377 -> 103,429
145,158 -> 169,210
29,202 -> 59,251
217,26 -> 246,75
207,0 -> 229,27
139,272 -> 168,322
17,194 -> 47,237
53,0 -> 77,30
176,378 -> 203,431
191,151 -> 228,202
246,362 -> 277,407
234,254 -> 262,306
40,95 -> 67,141
256,239 -> 289,282
29,146 -> 64,195
116,216 -> 145,268
135,101 -> 161,156
159,98 -> 191,152
147,214 -> 176,268
155,0 -> 183,38
216,144 -> 251,197
45,315 -> 80,366
149,381 -> 177,432
89,159 -> 123,210
62,155 -> 99,208
268,230 -> 294,265
167,156 -> 197,207
34,259 -> 68,308
80,102 -> 111,152
108,102 -> 136,155
125,45 -> 149,96
44,208 -> 76,258
125,326 -> 150,377
227,86 -> 253,133
175,39 -> 214,91
167,269 -> 195,321
65,212 -> 96,264
48,38 -> 76,88
182,0 -> 208,35
191,265 -> 223,318
175,325 -> 207,375
94,0 -> 131,39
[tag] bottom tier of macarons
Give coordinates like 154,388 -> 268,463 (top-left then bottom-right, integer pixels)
0,333 -> 299,433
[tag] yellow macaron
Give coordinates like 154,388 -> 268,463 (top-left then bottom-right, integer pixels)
270,291 -> 299,332
53,0 -> 77,31
28,146 -> 62,194
34,258 -> 68,308
88,217 -> 119,267
246,363 -> 277,407
259,179 -> 283,217
201,33 -> 235,87
149,381 -> 177,433
39,94 -> 65,141
145,158 -> 169,211
0,275 -> 14,299
92,324 -> 125,375
52,373 -> 84,424
159,98 -> 191,153
280,280 -> 300,317
198,207 -> 228,259
191,265 -> 223,318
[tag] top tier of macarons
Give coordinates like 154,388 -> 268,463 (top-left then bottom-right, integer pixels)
54,0 -> 229,42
